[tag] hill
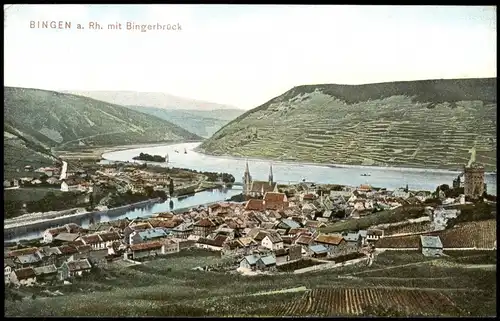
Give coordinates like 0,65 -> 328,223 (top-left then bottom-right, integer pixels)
3,87 -> 202,171
3,127 -> 61,179
62,90 -> 240,111
198,78 -> 497,171
126,105 -> 244,138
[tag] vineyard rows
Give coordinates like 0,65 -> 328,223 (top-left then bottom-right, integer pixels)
375,220 -> 496,249
275,288 -> 461,316
384,221 -> 432,236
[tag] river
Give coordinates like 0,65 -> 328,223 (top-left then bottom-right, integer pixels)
101,142 -> 497,195
5,186 -> 243,243
7,141 -> 496,242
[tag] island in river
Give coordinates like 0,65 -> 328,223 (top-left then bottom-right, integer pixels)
133,152 -> 166,162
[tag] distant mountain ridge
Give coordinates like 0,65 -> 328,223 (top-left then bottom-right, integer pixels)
198,78 -> 497,172
4,87 -> 202,175
125,105 -> 244,138
62,90 -> 241,111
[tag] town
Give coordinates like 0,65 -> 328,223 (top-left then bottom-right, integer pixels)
5,157 -> 496,293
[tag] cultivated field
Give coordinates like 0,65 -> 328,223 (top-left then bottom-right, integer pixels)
5,249 -> 496,317
200,79 -> 497,171
383,221 -> 433,236
375,219 -> 497,249
276,288 -> 461,316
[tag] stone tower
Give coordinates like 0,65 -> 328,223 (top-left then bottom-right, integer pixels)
464,163 -> 485,198
268,163 -> 274,185
242,160 -> 252,195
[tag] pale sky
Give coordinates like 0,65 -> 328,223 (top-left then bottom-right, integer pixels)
4,5 -> 497,109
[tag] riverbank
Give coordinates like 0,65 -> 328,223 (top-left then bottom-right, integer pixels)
56,140 -> 204,161
194,146 -> 496,175
4,198 -> 162,231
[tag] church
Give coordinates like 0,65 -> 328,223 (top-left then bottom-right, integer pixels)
242,161 -> 278,198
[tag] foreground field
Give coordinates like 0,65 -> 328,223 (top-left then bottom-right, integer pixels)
4,250 -> 496,317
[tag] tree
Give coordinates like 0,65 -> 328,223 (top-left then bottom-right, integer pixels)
169,178 -> 174,196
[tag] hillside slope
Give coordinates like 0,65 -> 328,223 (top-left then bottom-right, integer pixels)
63,90 -> 240,111
198,78 -> 497,171
4,87 -> 202,152
4,126 -> 61,179
126,105 -> 244,138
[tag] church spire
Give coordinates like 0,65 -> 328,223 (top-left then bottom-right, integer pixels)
245,159 -> 250,174
269,163 -> 274,185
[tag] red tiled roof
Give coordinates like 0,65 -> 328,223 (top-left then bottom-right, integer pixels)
303,194 -> 316,200
315,234 -> 344,245
245,199 -> 265,211
130,241 -> 163,252
7,247 -> 39,258
295,235 -> 314,245
82,234 -> 102,244
264,192 -> 287,203
195,218 -> 216,228
58,245 -> 78,255
99,232 -> 121,242
14,267 -> 36,280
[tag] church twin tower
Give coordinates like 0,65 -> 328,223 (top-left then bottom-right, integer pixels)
242,160 -> 274,196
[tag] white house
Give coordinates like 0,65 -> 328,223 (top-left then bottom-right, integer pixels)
366,229 -> 384,242
61,180 -> 80,192
261,232 -> 284,251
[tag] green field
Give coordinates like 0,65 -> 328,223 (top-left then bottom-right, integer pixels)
199,78 -> 497,171
5,249 -> 496,317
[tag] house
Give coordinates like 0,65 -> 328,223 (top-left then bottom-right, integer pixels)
123,222 -> 154,243
314,234 -> 347,257
193,218 -> 217,237
358,230 -> 368,246
33,264 -> 58,283
80,234 -> 106,250
419,235 -> 443,257
240,254 -> 260,270
53,233 -> 80,243
274,248 -> 289,265
277,218 -> 301,230
358,184 -> 372,192
261,232 -> 284,250
308,244 -> 329,258
9,267 -> 37,286
60,179 -> 81,192
343,232 -> 362,251
42,223 -> 82,243
256,254 -> 277,271
301,193 -> 317,202
4,259 -> 15,283
13,253 -> 43,268
288,245 -> 303,261
195,235 -> 229,251
128,241 -> 164,260
366,229 -> 384,242
46,177 -> 60,185
171,222 -> 194,239
245,199 -> 265,211
130,228 -> 170,245
263,192 -> 289,211
59,259 -> 92,280
43,226 -> 69,244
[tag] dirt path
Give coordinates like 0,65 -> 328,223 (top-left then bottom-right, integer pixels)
348,258 -> 442,276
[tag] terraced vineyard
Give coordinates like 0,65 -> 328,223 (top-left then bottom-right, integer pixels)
199,78 -> 497,171
383,221 -> 433,236
375,219 -> 497,249
276,288 -> 461,316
